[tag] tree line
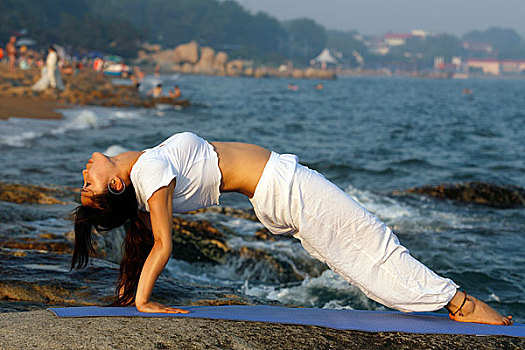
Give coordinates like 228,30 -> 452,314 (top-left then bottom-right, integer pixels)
1,0 -> 524,66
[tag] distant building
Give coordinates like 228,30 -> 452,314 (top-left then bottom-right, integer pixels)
384,33 -> 413,47
433,56 -> 445,70
384,30 -> 426,47
500,59 -> 525,74
462,41 -> 493,55
466,59 -> 500,75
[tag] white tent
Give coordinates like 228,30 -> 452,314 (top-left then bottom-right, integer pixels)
312,49 -> 338,64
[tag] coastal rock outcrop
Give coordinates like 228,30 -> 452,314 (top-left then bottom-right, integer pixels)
0,67 -> 191,111
195,46 -> 216,74
174,40 -> 199,64
0,182 -> 72,205
138,41 -> 336,79
0,248 -> 264,313
392,181 -> 525,208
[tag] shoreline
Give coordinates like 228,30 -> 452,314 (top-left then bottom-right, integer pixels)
0,310 -> 523,349
0,95 -> 65,120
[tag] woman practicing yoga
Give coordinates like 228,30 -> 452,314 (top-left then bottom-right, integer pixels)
74,132 -> 512,325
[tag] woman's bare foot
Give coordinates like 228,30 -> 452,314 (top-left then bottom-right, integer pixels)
446,291 -> 513,325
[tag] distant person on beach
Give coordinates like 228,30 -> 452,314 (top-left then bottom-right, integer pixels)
31,45 -> 64,92
168,85 -> 181,100
314,83 -> 324,90
5,36 -> 16,71
154,64 -> 160,77
130,66 -> 144,90
147,84 -> 162,98
73,131 -> 512,325
287,83 -> 298,91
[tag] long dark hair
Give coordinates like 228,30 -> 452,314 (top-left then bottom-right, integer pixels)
72,183 -> 154,306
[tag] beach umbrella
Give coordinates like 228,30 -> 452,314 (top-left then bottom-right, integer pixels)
16,38 -> 37,47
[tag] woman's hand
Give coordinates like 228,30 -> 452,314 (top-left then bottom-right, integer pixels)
136,301 -> 189,314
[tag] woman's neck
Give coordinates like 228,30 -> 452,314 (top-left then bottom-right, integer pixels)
114,151 -> 143,183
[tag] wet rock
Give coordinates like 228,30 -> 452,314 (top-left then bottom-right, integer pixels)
235,246 -> 305,283
189,206 -> 258,221
0,182 -> 68,205
393,181 -> 525,208
0,248 -> 265,313
152,96 -> 191,107
171,217 -> 230,264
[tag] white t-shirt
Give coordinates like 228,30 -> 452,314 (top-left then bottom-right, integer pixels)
130,132 -> 221,213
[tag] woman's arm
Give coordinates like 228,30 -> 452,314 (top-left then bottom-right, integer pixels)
135,178 -> 189,313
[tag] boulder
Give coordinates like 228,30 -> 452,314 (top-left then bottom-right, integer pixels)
392,181 -> 525,209
303,68 -> 336,80
226,60 -> 245,76
181,62 -> 195,74
174,41 -> 199,64
0,182 -> 72,205
195,47 -> 215,74
0,248 -> 264,313
292,69 -> 304,79
213,51 -> 228,74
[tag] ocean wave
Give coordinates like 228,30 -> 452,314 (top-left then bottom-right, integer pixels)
242,270 -> 382,310
0,107 -> 142,147
343,185 -> 477,233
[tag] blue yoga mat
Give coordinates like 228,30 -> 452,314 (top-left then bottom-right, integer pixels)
48,305 -> 524,337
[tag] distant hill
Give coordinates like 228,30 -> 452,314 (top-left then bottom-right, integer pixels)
0,0 -> 327,63
1,1 -> 524,65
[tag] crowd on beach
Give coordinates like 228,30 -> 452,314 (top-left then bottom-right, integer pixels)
2,35 -> 187,103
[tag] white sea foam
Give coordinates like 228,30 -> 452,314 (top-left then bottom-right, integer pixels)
0,107 -> 142,147
104,145 -> 129,157
242,270 -> 379,310
344,185 -> 475,233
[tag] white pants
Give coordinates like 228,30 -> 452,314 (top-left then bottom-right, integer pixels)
250,152 -> 458,312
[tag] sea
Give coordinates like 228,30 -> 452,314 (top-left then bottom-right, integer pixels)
0,74 -> 524,321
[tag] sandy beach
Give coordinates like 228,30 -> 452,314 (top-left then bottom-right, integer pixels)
0,95 -> 64,120
0,310 -> 523,350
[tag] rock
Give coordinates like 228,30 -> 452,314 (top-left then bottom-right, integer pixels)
226,60 -> 245,76
292,69 -> 304,79
235,246 -> 304,283
0,182 -> 70,205
0,247 -> 265,313
303,67 -> 336,79
174,41 -> 199,64
152,96 -> 191,107
181,62 -> 195,74
171,217 -> 229,264
213,51 -> 228,74
2,310 -> 523,350
393,181 -> 525,209
189,206 -> 258,221
195,47 -> 215,74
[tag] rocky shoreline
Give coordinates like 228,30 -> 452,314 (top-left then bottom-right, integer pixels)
138,41 -> 336,80
1,310 -> 523,350
0,67 -> 190,120
1,180 -> 524,348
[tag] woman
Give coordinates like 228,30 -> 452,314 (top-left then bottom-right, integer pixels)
74,132 -> 512,325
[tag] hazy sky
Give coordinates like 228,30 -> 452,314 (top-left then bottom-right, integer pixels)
237,0 -> 525,37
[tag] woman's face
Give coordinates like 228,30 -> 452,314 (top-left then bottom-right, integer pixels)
81,152 -> 114,206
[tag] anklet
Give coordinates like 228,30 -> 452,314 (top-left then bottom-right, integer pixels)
449,291 -> 469,317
